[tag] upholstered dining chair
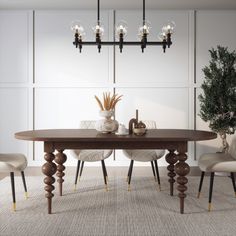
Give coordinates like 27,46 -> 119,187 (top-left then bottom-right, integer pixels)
197,136 -> 236,211
0,153 -> 28,211
71,120 -> 113,191
123,120 -> 165,191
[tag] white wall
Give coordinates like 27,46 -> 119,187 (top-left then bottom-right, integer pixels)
0,10 -> 235,167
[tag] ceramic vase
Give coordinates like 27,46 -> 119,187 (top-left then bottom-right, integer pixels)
95,110 -> 118,133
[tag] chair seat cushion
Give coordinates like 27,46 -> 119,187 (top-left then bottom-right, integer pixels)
0,153 -> 27,173
198,152 -> 236,172
72,149 -> 112,162
123,149 -> 165,162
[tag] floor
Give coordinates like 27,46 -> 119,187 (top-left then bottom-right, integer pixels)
1,167 -> 235,236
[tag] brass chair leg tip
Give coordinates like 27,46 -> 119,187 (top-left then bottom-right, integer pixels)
126,177 -> 129,182
13,203 -> 16,212
105,184 -> 108,192
74,185 -> 77,192
25,192 -> 29,199
208,203 -> 212,212
197,192 -> 201,198
235,192 -> 236,198
158,184 -> 161,191
78,177 -> 81,182
128,185 -> 131,191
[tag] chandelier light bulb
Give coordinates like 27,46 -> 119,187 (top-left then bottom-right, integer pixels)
116,21 -> 128,38
138,21 -> 151,38
92,23 -> 105,37
158,32 -> 167,41
162,21 -> 176,34
71,21 -> 85,39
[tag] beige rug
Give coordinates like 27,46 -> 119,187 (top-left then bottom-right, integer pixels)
0,173 -> 236,236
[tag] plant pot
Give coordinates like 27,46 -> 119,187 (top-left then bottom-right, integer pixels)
95,110 -> 118,133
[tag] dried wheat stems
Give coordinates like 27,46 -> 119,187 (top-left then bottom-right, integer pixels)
95,92 -> 123,111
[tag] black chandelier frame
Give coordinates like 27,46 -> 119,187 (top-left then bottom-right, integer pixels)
73,0 -> 172,53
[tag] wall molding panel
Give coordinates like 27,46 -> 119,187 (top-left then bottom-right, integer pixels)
0,10 -> 235,167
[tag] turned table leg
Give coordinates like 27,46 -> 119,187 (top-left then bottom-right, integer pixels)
55,150 -> 67,196
165,149 -> 178,196
42,152 -> 57,214
175,144 -> 190,214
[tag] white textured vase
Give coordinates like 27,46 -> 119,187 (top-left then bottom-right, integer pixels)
95,110 -> 119,133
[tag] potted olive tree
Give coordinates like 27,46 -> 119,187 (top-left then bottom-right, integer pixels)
199,46 -> 236,152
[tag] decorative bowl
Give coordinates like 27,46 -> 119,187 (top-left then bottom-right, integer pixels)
133,128 -> 146,136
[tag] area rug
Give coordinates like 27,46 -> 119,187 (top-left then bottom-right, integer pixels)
0,174 -> 236,236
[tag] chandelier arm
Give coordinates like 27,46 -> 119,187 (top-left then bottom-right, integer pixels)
119,34 -> 124,53
167,33 -> 172,48
79,38 -> 82,53
73,41 -> 171,46
163,39 -> 167,53
74,33 -> 79,48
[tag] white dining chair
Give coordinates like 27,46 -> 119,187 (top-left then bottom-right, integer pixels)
197,136 -> 236,211
0,153 -> 28,211
71,120 -> 113,191
123,120 -> 165,191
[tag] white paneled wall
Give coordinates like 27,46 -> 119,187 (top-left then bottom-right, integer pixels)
115,11 -> 190,86
35,11 -> 113,85
0,11 -> 32,160
0,88 -> 28,154
0,9 -> 235,167
0,11 -> 30,84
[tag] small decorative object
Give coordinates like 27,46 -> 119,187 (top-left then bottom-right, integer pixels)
94,92 -> 122,133
198,46 -> 236,153
116,123 -> 129,135
128,109 -> 146,135
133,121 -> 146,136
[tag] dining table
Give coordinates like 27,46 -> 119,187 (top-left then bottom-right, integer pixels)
15,128 -> 217,214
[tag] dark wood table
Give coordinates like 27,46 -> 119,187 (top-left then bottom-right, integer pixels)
15,129 -> 217,214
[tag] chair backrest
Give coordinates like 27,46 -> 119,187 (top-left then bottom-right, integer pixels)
229,136 -> 236,159
143,120 -> 157,129
79,120 -> 96,129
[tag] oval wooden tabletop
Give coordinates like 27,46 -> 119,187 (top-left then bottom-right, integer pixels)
15,129 -> 217,142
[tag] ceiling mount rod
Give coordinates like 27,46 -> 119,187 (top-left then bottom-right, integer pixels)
143,0 -> 145,25
97,0 -> 100,24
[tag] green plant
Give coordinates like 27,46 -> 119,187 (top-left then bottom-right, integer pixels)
198,46 -> 236,152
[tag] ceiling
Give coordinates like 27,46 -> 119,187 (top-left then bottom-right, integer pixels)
0,0 -> 236,10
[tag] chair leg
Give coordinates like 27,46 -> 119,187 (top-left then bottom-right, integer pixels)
197,171 -> 205,198
230,172 -> 236,197
103,160 -> 108,182
154,160 -> 161,191
101,160 -> 108,191
79,161 -> 85,182
74,160 -> 81,191
21,171 -> 28,199
127,160 -> 133,182
10,172 -> 16,211
208,172 -> 215,212
128,160 -> 134,191
151,161 -> 156,181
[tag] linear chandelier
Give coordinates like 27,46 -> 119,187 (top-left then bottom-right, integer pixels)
71,0 -> 175,53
